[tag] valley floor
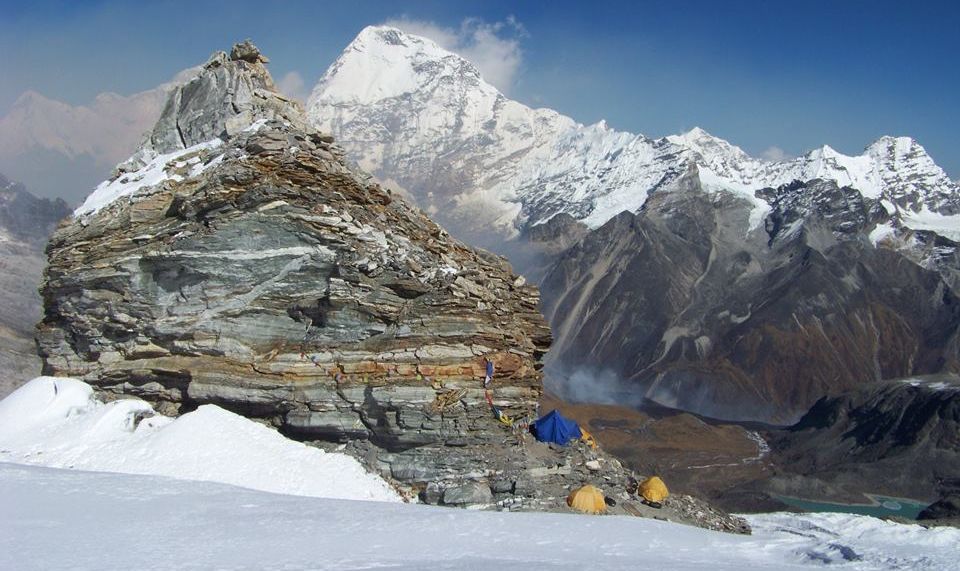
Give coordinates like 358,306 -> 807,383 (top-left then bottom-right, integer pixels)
2,462 -> 958,571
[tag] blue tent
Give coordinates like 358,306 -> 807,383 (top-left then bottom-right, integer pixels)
531,409 -> 582,445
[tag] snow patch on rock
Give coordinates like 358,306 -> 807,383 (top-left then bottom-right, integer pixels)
74,139 -> 223,216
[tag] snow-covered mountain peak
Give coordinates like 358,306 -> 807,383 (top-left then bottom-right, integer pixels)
669,126 -> 737,150
667,126 -> 723,146
666,127 -> 754,174
862,135 -> 958,214
869,134 -> 916,152
813,144 -> 840,158
866,135 -> 935,170
314,25 -> 492,106
308,28 -> 960,239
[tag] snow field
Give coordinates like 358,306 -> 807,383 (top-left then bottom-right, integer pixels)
2,377 -> 959,570
2,463 -> 959,570
0,377 -> 401,502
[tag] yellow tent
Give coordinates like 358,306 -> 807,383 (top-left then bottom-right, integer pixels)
638,476 -> 669,504
567,484 -> 607,514
579,427 -> 597,449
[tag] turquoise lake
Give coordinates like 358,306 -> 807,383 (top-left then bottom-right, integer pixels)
776,494 -> 931,519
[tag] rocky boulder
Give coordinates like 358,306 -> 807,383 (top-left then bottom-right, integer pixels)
33,42 -> 753,535
918,493 -> 960,524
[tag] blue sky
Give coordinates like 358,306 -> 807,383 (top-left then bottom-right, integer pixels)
2,0 -> 958,176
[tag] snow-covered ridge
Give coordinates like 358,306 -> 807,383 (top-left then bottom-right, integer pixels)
308,26 -> 960,238
74,139 -> 223,216
0,377 -> 401,502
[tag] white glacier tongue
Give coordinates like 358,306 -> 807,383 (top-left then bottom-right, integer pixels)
308,26 -> 960,239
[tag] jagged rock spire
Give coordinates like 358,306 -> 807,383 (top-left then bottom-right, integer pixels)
229,39 -> 270,64
122,40 -> 306,173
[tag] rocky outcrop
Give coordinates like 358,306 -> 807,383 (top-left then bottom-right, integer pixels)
918,493 -> 960,525
765,376 -> 960,503
0,175 -> 70,397
540,175 -> 960,423
340,431 -> 749,533
39,44 -> 550,455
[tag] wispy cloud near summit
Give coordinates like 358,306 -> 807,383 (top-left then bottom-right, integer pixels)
383,16 -> 526,94
277,71 -> 308,103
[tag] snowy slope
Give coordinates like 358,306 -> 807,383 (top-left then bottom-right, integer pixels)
3,462 -> 959,571
73,138 -> 224,216
308,26 -> 960,239
0,377 -> 400,502
2,378 -> 957,569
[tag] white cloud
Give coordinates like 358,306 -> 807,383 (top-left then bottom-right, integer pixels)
277,71 -> 308,103
760,146 -> 791,162
383,16 -> 526,94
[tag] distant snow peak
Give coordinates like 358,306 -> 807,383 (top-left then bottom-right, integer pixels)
308,27 -> 960,242
381,17 -> 526,94
315,25 -> 487,106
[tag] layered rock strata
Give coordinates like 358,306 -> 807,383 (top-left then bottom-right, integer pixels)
39,42 -> 550,453
37,43 -> 751,532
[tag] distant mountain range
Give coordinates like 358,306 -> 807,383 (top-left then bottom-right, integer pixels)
308,27 -> 960,243
0,67 -> 199,204
5,25 -> 960,424
0,174 -> 70,397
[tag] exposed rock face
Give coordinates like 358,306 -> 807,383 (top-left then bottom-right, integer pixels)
0,175 -> 70,397
767,376 -> 960,503
541,174 -> 960,423
39,45 -> 550,456
116,46 -> 304,180
918,493 -> 960,524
